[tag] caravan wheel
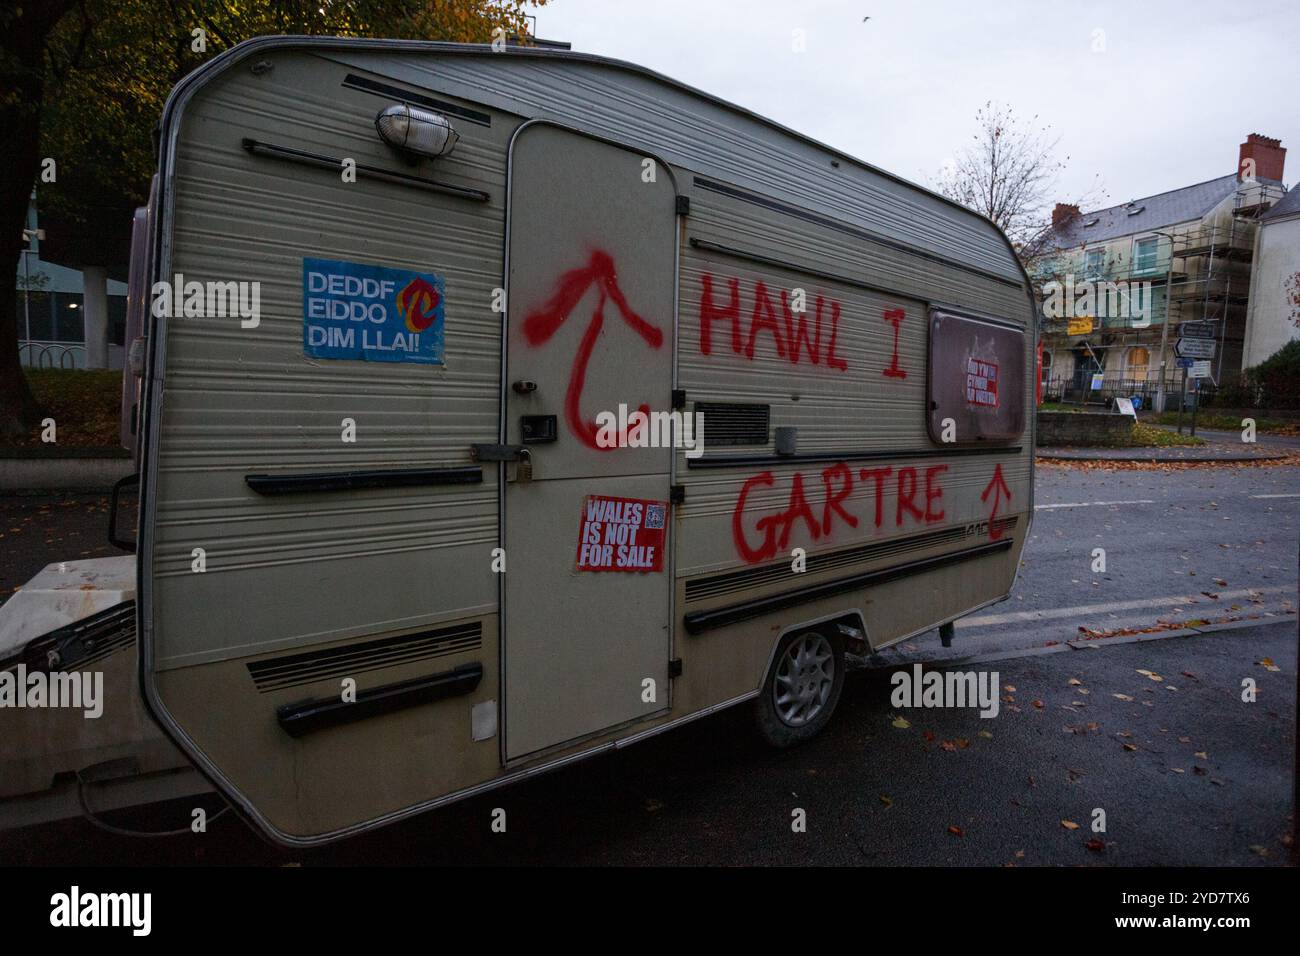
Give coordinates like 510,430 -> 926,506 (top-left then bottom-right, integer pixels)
753,629 -> 845,748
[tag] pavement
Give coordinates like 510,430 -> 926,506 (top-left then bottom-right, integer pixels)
1038,423 -> 1297,462
1039,444 -> 1286,462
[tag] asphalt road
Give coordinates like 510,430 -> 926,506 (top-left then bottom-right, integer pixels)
0,462 -> 1295,865
876,460 -> 1300,666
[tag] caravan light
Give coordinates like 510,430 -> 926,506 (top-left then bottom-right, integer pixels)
375,104 -> 459,159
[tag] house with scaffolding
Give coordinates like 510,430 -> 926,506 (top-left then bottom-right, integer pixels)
1031,134 -> 1288,410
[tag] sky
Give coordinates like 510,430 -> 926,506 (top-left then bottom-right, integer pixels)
531,0 -> 1299,215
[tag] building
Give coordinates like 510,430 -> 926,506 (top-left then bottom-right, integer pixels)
1032,134 -> 1288,409
1242,182 -> 1300,368
16,192 -> 128,370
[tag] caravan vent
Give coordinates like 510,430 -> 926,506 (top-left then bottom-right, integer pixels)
684,518 -> 1018,602
246,621 -> 482,692
694,402 -> 770,447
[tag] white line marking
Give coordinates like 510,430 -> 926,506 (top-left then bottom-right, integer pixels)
959,587 -> 1291,628
1251,493 -> 1300,499
1034,499 -> 1156,510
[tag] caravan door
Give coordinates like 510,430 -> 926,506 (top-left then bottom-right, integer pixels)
501,124 -> 678,760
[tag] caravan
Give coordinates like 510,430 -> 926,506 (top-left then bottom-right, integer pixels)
0,37 -> 1034,845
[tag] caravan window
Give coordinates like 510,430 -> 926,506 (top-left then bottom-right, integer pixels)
927,309 -> 1026,444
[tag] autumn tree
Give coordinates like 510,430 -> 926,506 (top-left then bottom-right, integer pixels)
0,0 -> 544,438
934,101 -> 1102,254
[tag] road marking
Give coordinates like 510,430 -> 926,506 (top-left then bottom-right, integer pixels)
1035,499 -> 1156,510
959,587 -> 1291,628
1251,493 -> 1300,499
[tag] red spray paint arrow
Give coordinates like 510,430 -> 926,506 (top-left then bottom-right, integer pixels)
522,251 -> 663,450
980,463 -> 1012,540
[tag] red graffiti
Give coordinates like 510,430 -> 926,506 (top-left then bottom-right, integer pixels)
523,251 -> 663,449
732,461 -> 948,563
882,308 -> 907,379
980,463 -> 1012,540
699,273 -> 848,370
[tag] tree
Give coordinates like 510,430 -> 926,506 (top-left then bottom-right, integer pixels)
0,0 -> 544,438
934,101 -> 1101,254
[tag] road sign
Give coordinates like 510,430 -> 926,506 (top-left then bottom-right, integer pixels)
1175,336 -> 1216,359
1089,372 -> 1104,390
1178,321 -> 1217,339
1175,357 -> 1194,369
1190,360 -> 1213,379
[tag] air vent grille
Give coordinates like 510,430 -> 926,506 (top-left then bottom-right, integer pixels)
694,402 -> 770,447
247,621 -> 482,692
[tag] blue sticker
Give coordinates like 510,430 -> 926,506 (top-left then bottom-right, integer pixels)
303,257 -> 445,364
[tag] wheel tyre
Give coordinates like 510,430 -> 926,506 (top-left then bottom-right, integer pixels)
753,628 -> 846,748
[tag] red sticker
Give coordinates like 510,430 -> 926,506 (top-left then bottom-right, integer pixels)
966,357 -> 999,408
575,495 -> 668,572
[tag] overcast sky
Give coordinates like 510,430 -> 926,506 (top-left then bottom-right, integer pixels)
533,0 -> 1298,215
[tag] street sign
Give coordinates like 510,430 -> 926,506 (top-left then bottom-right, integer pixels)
1190,360 -> 1213,379
1089,372 -> 1104,390
1178,321 -> 1217,339
1175,336 -> 1216,359
1115,397 -> 1138,418
1175,357 -> 1194,369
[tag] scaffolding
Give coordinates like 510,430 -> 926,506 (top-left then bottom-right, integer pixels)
1164,179 -> 1285,381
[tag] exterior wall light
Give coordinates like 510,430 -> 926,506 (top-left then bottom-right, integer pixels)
375,104 -> 459,160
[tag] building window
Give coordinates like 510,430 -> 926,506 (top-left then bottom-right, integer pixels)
1126,346 -> 1150,382
53,293 -> 85,343
108,295 -> 127,346
1134,237 -> 1159,274
1084,248 -> 1105,277
1041,349 -> 1053,387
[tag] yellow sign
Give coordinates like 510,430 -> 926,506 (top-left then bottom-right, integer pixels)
1067,316 -> 1094,336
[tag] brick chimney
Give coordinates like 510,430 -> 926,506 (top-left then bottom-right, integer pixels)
1052,203 -> 1080,227
1239,133 -> 1285,182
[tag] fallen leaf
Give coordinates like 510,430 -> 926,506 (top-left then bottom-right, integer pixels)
1085,838 -> 1106,852
948,825 -> 963,837
892,716 -> 911,729
880,795 -> 893,807
1113,693 -> 1133,701
1061,820 -> 1080,830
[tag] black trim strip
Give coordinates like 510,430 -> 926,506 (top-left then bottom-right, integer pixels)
689,445 -> 1022,469
342,73 -> 493,126
693,178 -> 1025,290
241,138 -> 490,202
683,539 -> 1014,635
277,663 -> 484,738
246,466 -> 482,495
